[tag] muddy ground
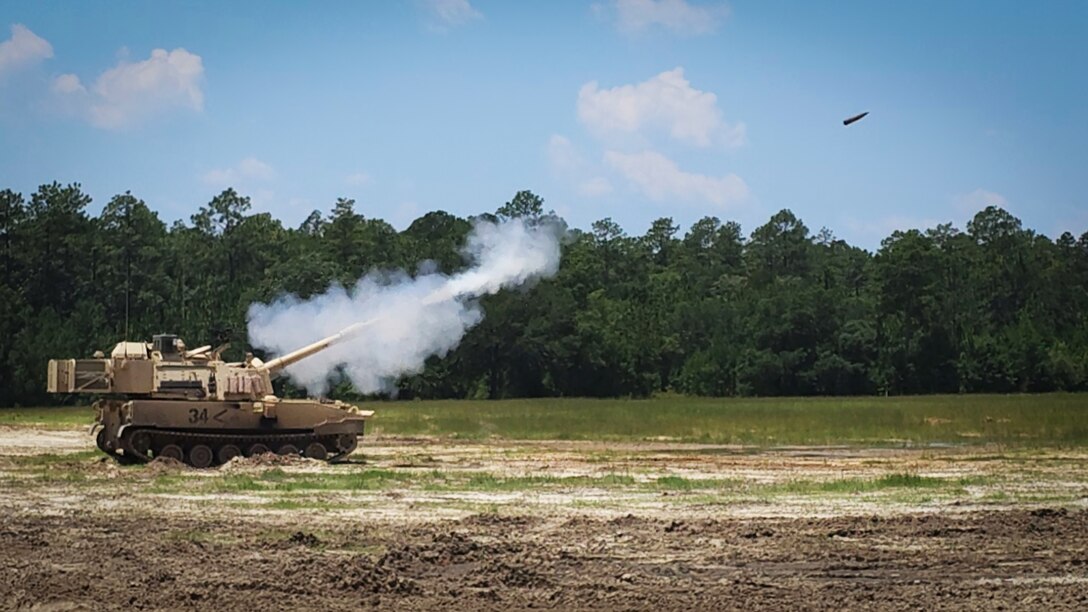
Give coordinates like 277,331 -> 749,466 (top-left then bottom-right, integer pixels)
2,427 -> 1088,610
4,509 -> 1088,610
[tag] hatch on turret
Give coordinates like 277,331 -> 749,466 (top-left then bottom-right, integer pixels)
152,334 -> 183,361
111,342 -> 148,359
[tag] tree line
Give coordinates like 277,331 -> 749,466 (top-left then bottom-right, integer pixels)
1,182 -> 1085,405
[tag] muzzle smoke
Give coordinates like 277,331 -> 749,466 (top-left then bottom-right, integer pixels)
247,218 -> 563,395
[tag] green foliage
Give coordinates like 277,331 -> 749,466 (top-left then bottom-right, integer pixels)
0,182 -> 1085,405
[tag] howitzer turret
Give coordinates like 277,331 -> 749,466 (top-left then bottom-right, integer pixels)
47,324 -> 376,467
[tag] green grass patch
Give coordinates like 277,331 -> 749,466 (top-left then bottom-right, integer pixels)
31,470 -> 90,484
227,469 -> 638,493
768,473 -> 984,495
160,468 -> 655,495
202,468 -> 416,493
653,475 -> 740,490
0,406 -> 89,428
458,472 -> 637,491
209,475 -> 267,492
6,394 -> 1088,448
367,393 -> 1088,447
267,469 -> 413,491
262,498 -> 349,511
148,474 -> 191,493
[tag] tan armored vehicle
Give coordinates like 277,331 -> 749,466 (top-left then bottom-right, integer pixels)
47,323 -> 374,467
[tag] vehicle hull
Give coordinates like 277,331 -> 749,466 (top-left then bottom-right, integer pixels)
93,398 -> 371,466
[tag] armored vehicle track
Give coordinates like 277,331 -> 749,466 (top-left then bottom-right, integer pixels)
101,426 -> 359,467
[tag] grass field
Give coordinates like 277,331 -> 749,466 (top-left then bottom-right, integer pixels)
4,393 -> 1088,446
6,395 -> 1087,610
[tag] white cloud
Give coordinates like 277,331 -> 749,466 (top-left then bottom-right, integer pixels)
391,201 -> 421,230
249,188 -> 277,211
423,0 -> 482,28
547,134 -> 583,175
603,0 -> 729,36
578,67 -> 744,148
844,191 -> 1015,247
605,149 -> 748,207
844,215 -> 942,240
0,24 -> 53,77
53,47 -> 204,129
547,134 -> 614,199
51,73 -> 84,94
843,190 -> 1012,246
579,177 -> 614,197
288,197 -> 314,211
202,157 -> 275,187
1054,211 -> 1088,239
954,188 -> 1008,214
345,172 -> 372,187
561,69 -> 750,208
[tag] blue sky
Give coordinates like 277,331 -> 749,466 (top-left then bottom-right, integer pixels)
1,0 -> 1085,249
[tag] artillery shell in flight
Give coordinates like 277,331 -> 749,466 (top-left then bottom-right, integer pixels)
843,111 -> 869,126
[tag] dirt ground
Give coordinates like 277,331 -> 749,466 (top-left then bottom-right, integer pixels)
5,509 -> 1088,611
2,426 -> 1088,610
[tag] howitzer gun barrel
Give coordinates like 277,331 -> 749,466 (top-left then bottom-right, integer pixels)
258,319 -> 376,375
257,284 -> 464,376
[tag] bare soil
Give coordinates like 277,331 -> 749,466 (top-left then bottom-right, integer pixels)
0,426 -> 87,455
3,509 -> 1087,610
3,426 -> 1088,610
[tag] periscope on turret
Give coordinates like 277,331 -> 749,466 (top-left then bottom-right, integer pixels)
47,328 -> 375,468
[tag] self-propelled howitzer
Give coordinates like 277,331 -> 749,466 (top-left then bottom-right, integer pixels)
47,323 -> 375,467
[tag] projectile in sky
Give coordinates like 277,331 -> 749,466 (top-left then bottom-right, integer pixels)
843,111 -> 869,126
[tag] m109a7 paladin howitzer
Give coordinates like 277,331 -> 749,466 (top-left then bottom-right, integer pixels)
47,322 -> 375,467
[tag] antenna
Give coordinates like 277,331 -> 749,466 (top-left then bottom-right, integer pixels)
123,198 -> 131,339
124,273 -> 130,339
124,229 -> 130,339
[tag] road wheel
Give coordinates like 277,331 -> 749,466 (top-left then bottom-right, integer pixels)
336,434 -> 358,455
277,444 -> 299,457
126,431 -> 151,458
158,444 -> 184,462
189,445 -> 214,468
303,442 -> 328,460
217,442 -> 241,461
96,429 -> 112,453
217,444 -> 242,464
247,443 -> 271,457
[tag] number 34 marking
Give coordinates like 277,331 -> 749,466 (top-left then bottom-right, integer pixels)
188,408 -> 208,424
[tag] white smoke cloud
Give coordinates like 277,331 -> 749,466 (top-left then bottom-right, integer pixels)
247,217 -> 563,395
